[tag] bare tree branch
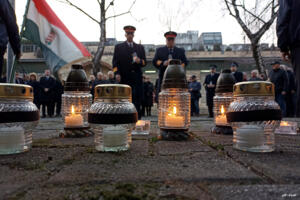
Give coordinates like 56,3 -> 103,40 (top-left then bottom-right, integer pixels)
57,0 -> 100,24
105,0 -> 115,12
106,0 -> 137,20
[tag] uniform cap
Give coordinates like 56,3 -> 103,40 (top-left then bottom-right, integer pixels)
209,65 -> 217,69
124,25 -> 136,33
164,31 -> 177,39
231,62 -> 239,68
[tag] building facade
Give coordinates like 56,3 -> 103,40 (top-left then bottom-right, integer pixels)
198,32 -> 223,51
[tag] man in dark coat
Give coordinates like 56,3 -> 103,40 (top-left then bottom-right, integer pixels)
189,75 -> 201,116
269,61 -> 289,117
277,0 -> 300,117
230,62 -> 243,82
15,72 -> 24,84
152,31 -> 188,99
112,25 -> 147,119
142,76 -> 154,116
91,72 -> 107,97
0,0 -> 21,81
54,79 -> 64,117
204,65 -> 220,118
107,71 -> 116,84
39,69 -> 56,118
28,73 -> 41,109
249,70 -> 262,81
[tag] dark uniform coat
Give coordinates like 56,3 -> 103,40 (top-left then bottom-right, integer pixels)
0,0 -> 21,77
152,46 -> 188,94
232,71 -> 244,83
204,73 -> 220,117
143,81 -> 154,107
39,76 -> 56,103
112,41 -> 146,118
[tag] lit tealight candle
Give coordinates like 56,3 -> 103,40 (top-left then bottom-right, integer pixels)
165,106 -> 185,128
65,105 -> 84,127
215,105 -> 227,125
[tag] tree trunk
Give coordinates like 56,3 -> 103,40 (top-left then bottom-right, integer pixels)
92,1 -> 106,75
251,40 -> 267,77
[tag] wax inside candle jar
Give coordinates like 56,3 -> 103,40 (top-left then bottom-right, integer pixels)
65,105 -> 84,127
103,126 -> 127,147
236,125 -> 265,147
0,126 -> 25,153
165,106 -> 184,128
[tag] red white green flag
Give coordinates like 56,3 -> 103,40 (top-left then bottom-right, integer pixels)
23,0 -> 91,73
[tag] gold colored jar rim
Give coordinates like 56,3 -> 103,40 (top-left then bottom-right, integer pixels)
233,81 -> 274,97
0,83 -> 33,99
94,84 -> 132,99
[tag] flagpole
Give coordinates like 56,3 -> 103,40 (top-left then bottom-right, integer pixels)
8,0 -> 31,83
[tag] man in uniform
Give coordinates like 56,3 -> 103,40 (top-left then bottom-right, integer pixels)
112,25 -> 146,119
230,62 -> 243,82
203,65 -> 220,118
152,31 -> 188,97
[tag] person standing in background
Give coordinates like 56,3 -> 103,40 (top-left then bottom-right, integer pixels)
189,75 -> 201,117
54,79 -> 63,117
249,70 -> 262,81
0,0 -> 21,82
277,0 -> 300,117
89,75 -> 95,90
15,72 -> 24,84
204,65 -> 219,118
143,76 -> 154,116
28,73 -> 41,109
39,69 -> 56,118
230,62 -> 243,82
107,71 -> 116,84
115,74 -> 121,84
112,25 -> 147,119
269,61 -> 289,117
152,31 -> 188,98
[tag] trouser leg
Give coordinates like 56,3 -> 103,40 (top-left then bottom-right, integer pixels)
275,93 -> 286,117
56,100 -> 61,115
42,104 -> 46,117
291,48 -> 300,117
0,47 -> 6,82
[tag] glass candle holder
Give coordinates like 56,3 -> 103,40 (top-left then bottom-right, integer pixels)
212,69 -> 235,135
158,60 -> 191,140
88,84 -> 138,152
227,81 -> 282,153
62,64 -> 92,130
0,84 -> 39,155
159,88 -> 190,130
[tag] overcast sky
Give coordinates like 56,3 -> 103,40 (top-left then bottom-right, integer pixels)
15,0 -> 278,45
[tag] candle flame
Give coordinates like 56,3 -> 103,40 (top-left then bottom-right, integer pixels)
281,121 -> 289,126
173,106 -> 177,114
220,105 -> 225,114
71,105 -> 75,115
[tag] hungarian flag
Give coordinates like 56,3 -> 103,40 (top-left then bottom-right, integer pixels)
22,0 -> 91,73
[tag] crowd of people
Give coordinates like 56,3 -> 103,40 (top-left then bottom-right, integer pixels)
186,61 -> 298,118
11,69 -> 156,118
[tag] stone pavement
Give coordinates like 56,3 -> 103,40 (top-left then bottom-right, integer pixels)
0,117 -> 300,200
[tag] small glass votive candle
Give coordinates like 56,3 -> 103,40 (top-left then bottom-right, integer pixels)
0,84 -> 39,155
227,81 -> 282,153
275,121 -> 298,135
132,120 -> 151,135
88,84 -> 138,152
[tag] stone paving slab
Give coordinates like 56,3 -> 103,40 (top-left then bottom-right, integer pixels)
1,117 -> 300,200
208,184 -> 300,200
